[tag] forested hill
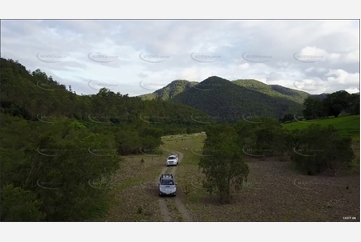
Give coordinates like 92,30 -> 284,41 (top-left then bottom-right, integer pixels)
0,57 -> 212,221
0,58 -> 211,133
139,80 -> 198,100
169,76 -> 304,122
139,78 -> 310,106
232,79 -> 309,104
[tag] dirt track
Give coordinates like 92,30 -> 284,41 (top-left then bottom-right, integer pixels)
156,146 -> 192,222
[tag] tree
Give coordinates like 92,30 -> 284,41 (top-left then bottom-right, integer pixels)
302,96 -> 326,120
290,125 -> 354,175
322,90 -> 351,117
1,184 -> 45,221
199,125 -> 250,204
346,93 -> 360,115
280,113 -> 294,123
235,118 -> 286,158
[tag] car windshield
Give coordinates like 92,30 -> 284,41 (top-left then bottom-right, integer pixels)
168,157 -> 176,160
161,179 -> 174,185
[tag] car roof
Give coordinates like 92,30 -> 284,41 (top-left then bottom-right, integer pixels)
160,174 -> 174,179
161,177 -> 173,180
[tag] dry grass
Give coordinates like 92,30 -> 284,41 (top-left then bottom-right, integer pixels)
95,155 -> 167,222
164,133 -> 360,222
96,133 -> 360,222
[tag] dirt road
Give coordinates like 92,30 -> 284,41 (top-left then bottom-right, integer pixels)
155,145 -> 192,222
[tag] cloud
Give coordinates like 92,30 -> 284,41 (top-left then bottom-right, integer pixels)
1,20 -> 359,96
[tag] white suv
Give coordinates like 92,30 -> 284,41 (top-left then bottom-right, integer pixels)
166,154 -> 178,166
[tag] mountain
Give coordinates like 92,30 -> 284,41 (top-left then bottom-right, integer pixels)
138,78 -> 311,106
231,79 -> 309,104
139,80 -> 198,100
0,58 -> 210,133
169,76 -> 305,122
310,93 -> 328,99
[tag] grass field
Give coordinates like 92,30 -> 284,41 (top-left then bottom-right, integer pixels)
283,114 -> 360,171
97,132 -> 360,222
283,115 -> 360,141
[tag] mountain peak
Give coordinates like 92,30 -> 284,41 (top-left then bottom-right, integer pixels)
202,76 -> 230,82
139,79 -> 198,100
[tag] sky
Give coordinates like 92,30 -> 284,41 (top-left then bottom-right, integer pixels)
1,19 -> 359,96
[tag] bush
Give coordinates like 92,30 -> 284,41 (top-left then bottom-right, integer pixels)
1,184 -> 45,221
289,125 -> 354,175
199,125 -> 250,204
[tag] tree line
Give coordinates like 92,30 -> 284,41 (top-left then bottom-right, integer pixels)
199,118 -> 355,204
280,90 -> 359,123
0,58 -> 210,221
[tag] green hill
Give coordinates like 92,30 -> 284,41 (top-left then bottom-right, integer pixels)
169,76 -> 304,122
283,115 -> 360,140
0,58 -> 210,134
138,77 -> 312,122
139,80 -> 198,100
232,79 -> 309,104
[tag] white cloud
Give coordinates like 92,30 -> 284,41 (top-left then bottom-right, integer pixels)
325,69 -> 359,85
239,63 -> 250,70
1,20 -> 359,96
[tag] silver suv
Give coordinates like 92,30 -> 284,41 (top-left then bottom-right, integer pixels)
158,174 -> 177,197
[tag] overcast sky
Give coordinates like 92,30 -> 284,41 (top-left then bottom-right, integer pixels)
1,20 -> 359,96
